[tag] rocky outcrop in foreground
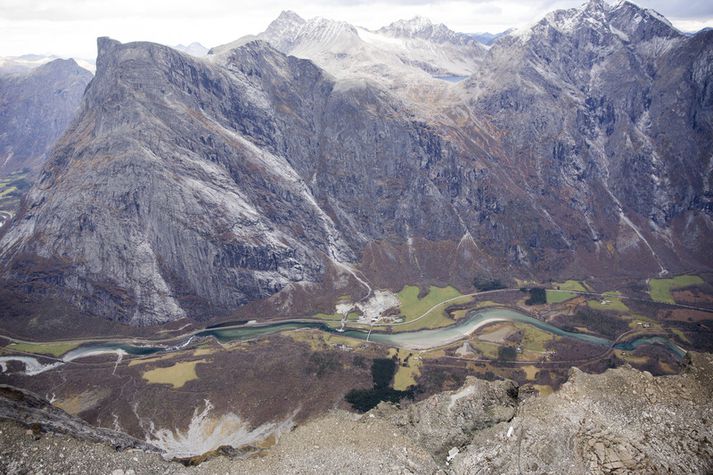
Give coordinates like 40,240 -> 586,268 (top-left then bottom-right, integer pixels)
0,385 -> 158,453
2,353 -> 712,474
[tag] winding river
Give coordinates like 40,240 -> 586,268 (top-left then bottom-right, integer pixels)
0,307 -> 686,375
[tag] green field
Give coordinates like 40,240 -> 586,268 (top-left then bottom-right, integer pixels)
546,290 -> 574,304
314,311 -> 361,322
388,348 -> 422,390
6,340 -> 83,357
649,275 -> 704,304
513,322 -> 553,352
397,285 -> 462,320
588,291 -> 629,313
556,280 -> 588,292
142,359 -> 207,389
389,285 -> 469,331
468,339 -> 501,359
546,280 -> 587,304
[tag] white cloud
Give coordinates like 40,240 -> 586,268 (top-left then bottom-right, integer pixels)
0,0 -> 711,59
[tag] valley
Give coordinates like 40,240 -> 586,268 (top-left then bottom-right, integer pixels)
2,272 -> 711,460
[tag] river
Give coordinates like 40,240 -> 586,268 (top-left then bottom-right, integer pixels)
0,307 -> 686,375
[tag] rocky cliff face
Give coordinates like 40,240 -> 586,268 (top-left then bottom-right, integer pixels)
0,59 -> 93,175
0,1 -> 711,325
0,37 -> 481,324
1,39 -> 341,324
459,0 -> 713,274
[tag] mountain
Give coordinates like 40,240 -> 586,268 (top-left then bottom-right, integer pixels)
0,1 -> 711,325
377,16 -> 478,45
211,12 -> 486,87
372,16 -> 486,76
0,36 -> 494,325
0,58 -> 93,175
173,42 -> 209,57
0,54 -> 95,74
470,29 -> 514,45
461,0 -> 713,275
0,38 -> 405,324
0,54 -> 60,74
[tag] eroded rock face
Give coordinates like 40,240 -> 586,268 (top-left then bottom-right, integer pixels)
0,59 -> 92,175
463,1 -> 713,274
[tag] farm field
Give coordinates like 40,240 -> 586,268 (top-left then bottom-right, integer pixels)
649,275 -> 705,304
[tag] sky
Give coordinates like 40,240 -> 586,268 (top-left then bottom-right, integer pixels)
1,0 -> 712,59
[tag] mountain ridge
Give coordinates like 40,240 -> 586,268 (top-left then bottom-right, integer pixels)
210,10 -> 486,82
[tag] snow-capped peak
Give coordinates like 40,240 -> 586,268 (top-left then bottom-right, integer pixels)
174,42 -> 209,57
211,11 -> 487,85
379,16 -> 445,39
267,10 -> 306,31
294,17 -> 359,44
265,10 -> 306,36
377,16 -> 480,48
505,0 -> 679,43
542,0 -> 612,33
384,16 -> 433,33
583,0 -> 613,13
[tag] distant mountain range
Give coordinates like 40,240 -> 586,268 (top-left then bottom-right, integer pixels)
0,59 -> 93,175
173,42 -> 209,57
0,0 -> 711,325
210,12 -> 487,84
469,29 -> 514,45
0,54 -> 95,74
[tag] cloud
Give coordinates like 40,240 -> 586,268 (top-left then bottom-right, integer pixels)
635,0 -> 713,18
